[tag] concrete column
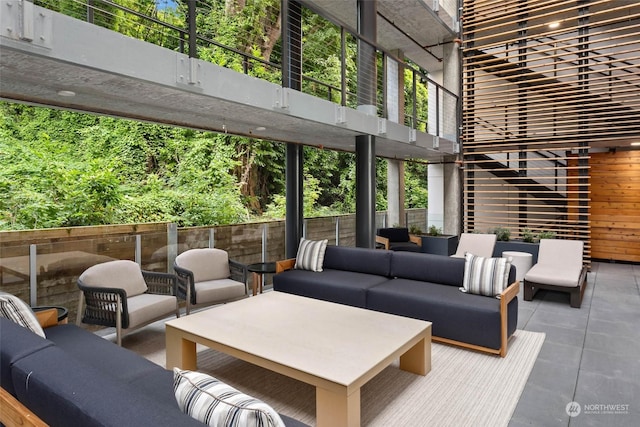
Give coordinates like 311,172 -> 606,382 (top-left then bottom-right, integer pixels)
428,163 -> 444,232
386,51 -> 406,227
443,157 -> 462,236
355,0 -> 377,248
282,0 -> 304,257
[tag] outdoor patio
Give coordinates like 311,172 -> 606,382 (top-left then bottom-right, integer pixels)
510,261 -> 640,426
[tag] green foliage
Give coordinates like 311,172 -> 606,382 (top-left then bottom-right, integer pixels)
1,1 -> 432,230
537,231 -> 556,240
427,225 -> 442,236
521,228 -> 536,243
492,226 -> 511,242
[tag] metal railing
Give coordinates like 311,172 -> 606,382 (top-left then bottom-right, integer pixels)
33,0 -> 458,142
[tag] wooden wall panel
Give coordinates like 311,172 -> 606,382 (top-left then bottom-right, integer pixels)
590,151 -> 640,262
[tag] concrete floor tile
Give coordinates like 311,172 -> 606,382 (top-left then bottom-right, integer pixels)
525,322 -> 586,348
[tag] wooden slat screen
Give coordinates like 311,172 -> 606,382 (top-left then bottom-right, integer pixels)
461,0 -> 640,263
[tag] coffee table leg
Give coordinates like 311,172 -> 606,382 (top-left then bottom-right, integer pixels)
316,387 -> 359,427
166,325 -> 197,370
399,334 -> 431,375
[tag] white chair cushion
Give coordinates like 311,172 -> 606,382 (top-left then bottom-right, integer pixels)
524,265 -> 583,288
126,293 -> 177,329
0,291 -> 46,338
452,233 -> 497,258
79,260 -> 148,297
173,368 -> 285,427
176,249 -> 230,282
194,279 -> 246,305
524,239 -> 584,288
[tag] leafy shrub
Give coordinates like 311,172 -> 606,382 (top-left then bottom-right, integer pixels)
428,225 -> 442,236
521,228 -> 535,243
492,226 -> 511,241
538,231 -> 556,240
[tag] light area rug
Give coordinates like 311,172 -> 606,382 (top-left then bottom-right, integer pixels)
126,324 -> 545,427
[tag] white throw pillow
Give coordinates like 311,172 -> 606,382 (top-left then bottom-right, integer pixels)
294,238 -> 328,272
460,253 -> 512,298
0,291 -> 46,338
173,368 -> 285,427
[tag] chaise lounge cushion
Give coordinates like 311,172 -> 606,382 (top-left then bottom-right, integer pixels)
367,279 -> 518,350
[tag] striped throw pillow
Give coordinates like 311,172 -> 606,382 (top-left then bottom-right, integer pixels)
460,253 -> 512,298
173,368 -> 285,427
0,292 -> 46,338
294,238 -> 328,272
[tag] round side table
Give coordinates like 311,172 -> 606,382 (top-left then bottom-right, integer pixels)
502,251 -> 533,282
247,262 -> 277,296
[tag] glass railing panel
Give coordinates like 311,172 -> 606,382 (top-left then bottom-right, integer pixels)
0,243 -> 31,304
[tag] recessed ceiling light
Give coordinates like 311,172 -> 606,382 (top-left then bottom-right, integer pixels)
631,142 -> 640,146
57,90 -> 76,97
255,126 -> 266,131
548,21 -> 560,29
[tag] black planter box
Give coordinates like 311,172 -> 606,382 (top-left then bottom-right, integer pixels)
494,240 -> 540,264
420,235 -> 459,256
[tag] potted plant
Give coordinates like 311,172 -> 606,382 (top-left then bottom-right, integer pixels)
493,227 -> 554,264
420,225 -> 459,256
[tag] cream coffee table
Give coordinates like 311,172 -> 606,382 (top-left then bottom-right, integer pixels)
165,291 -> 432,427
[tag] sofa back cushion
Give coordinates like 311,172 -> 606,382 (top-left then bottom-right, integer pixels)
377,227 -> 410,242
323,246 -> 392,277
390,252 -> 466,287
79,260 -> 148,297
175,248 -> 230,282
0,318 -> 54,395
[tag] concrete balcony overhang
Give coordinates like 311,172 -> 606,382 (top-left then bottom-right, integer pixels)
0,3 -> 456,161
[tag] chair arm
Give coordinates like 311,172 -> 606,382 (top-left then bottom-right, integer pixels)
375,235 -> 390,250
229,260 -> 248,294
77,280 -> 129,329
1,386 -> 47,427
409,234 -> 422,246
498,280 -> 520,357
500,280 -> 520,303
229,259 -> 247,283
142,270 -> 177,296
173,263 -> 196,304
34,308 -> 59,329
276,258 -> 296,273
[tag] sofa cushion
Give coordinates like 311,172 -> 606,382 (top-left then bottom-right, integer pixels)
461,253 -> 513,297
176,249 -> 230,282
44,324 -> 162,386
294,238 -> 328,272
377,227 -> 410,242
11,345 -> 204,427
367,279 -> 518,350
322,245 -> 392,277
390,252 -> 466,286
0,318 -> 54,395
0,292 -> 45,338
79,260 -> 148,297
273,269 -> 389,308
174,368 -> 285,427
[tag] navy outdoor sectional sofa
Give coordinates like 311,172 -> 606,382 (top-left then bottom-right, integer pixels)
274,245 -> 519,357
0,317 -> 306,427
